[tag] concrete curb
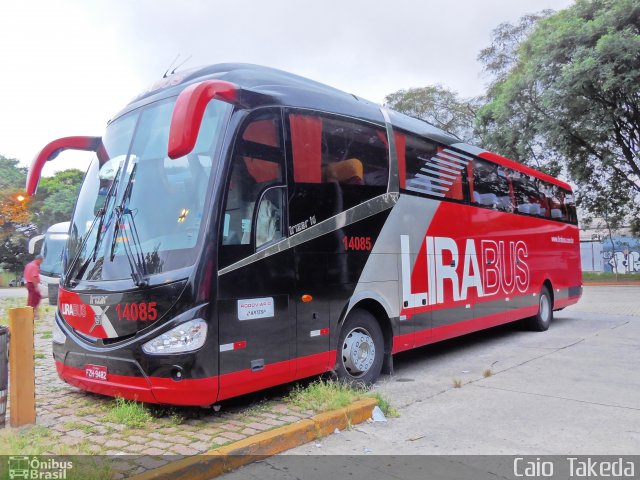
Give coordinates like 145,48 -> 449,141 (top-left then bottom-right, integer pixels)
129,397 -> 378,480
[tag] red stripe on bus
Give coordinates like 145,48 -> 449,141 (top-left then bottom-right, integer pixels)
217,350 -> 336,402
392,305 -> 539,354
56,350 -> 336,405
55,361 -> 218,406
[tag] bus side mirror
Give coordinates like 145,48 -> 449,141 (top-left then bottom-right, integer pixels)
168,80 -> 239,160
27,136 -> 103,195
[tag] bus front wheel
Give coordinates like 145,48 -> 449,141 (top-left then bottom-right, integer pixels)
335,309 -> 384,386
526,286 -> 553,331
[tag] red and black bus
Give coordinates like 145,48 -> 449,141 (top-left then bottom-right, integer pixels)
27,64 -> 581,406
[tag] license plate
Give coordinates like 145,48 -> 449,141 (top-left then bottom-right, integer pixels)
84,364 -> 108,381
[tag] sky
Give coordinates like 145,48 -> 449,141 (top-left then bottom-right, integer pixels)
0,0 -> 574,177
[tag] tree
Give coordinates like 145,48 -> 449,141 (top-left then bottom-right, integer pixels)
478,10 -> 554,86
0,155 -> 83,275
0,155 -> 34,276
29,168 -> 84,231
0,156 -> 29,227
478,0 -> 640,231
0,225 -> 38,278
384,85 -> 484,145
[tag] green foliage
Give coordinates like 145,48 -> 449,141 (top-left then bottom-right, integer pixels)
0,225 -> 37,276
0,156 -> 29,227
368,391 -> 399,418
29,168 -> 84,231
478,0 -> 640,231
478,10 -> 554,86
286,379 -> 367,413
0,154 -> 83,273
104,397 -> 152,427
385,85 -> 483,144
583,271 -> 640,282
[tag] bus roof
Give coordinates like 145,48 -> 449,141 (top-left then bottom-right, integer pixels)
46,221 -> 70,234
119,63 -> 572,191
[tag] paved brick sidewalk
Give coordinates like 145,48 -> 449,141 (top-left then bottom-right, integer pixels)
0,299 -> 314,479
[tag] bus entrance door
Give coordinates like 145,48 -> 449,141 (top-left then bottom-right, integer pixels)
216,252 -> 296,401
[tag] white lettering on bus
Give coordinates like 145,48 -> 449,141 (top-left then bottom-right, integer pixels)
60,303 -> 87,317
400,235 -> 530,307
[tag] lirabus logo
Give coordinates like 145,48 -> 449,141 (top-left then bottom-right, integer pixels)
401,235 -> 530,308
8,456 -> 73,479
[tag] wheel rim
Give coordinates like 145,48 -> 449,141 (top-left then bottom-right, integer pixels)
342,327 -> 376,377
540,294 -> 550,323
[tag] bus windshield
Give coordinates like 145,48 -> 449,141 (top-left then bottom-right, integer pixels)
66,97 -> 231,283
40,232 -> 68,277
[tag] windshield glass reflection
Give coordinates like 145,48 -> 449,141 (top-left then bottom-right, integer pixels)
66,98 -> 230,283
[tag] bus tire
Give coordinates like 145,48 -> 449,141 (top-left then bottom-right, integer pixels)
526,286 -> 553,331
335,309 -> 384,387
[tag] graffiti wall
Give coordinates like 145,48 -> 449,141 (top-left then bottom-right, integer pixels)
601,237 -> 640,274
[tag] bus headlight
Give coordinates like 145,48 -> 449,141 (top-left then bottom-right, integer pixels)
142,319 -> 207,355
53,320 -> 66,344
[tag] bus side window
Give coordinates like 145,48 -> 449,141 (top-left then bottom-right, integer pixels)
255,187 -> 285,249
219,110 -> 285,266
513,172 -> 546,218
563,190 -> 578,224
549,185 -> 569,222
288,112 -> 388,229
401,134 -> 469,202
471,158 -> 513,212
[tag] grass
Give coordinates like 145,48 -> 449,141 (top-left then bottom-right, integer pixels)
285,379 -> 397,420
63,421 -> 97,434
368,391 -> 399,418
286,379 -> 367,413
0,297 -> 25,321
0,425 -> 96,456
0,425 -> 54,455
34,352 -> 46,360
452,378 -> 463,388
40,330 -> 53,339
583,272 -> 640,282
104,397 -> 152,428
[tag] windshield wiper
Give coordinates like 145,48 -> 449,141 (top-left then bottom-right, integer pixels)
92,163 -> 123,261
65,164 -> 123,282
109,163 -> 148,287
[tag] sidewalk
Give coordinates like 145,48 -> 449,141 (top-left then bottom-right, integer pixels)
0,299 -> 315,479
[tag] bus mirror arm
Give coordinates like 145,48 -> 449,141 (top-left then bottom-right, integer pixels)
26,136 -> 103,195
168,80 -> 240,160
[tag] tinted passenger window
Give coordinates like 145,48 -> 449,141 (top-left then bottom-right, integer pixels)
512,171 -> 548,218
401,134 -> 468,201
288,112 -> 388,230
563,190 -> 578,224
470,159 -> 513,212
548,185 -> 569,222
220,110 -> 285,266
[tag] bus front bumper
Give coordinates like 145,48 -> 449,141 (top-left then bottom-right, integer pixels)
55,361 -> 218,406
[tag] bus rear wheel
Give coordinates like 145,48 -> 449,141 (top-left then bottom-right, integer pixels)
526,286 -> 553,331
335,309 -> 384,387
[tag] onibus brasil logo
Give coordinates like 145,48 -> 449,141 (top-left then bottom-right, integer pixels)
8,456 -> 73,479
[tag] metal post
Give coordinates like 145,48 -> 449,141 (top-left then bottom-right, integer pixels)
8,307 -> 36,427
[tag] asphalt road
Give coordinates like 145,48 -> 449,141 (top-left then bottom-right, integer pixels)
222,286 -> 640,478
0,287 -> 27,299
